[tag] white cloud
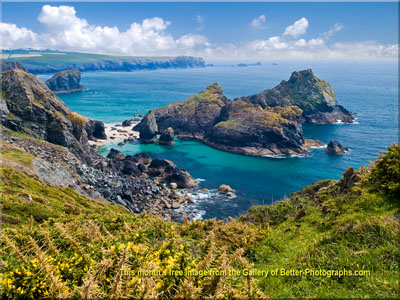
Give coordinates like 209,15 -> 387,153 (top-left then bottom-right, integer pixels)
321,23 -> 344,40
283,17 -> 308,38
0,5 -> 209,56
0,6 -> 397,60
251,15 -> 266,29
0,23 -> 38,49
195,15 -> 205,31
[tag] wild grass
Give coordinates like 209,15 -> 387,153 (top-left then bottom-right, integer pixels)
0,145 -> 399,299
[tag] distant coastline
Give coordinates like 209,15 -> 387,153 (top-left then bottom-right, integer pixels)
1,49 -> 206,75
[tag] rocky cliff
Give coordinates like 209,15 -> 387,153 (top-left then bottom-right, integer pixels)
239,69 -> 353,123
45,68 -> 86,94
0,68 -> 195,218
134,82 -> 317,156
1,60 -> 26,72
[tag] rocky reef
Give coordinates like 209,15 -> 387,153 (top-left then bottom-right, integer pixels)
45,68 -> 86,94
325,140 -> 349,155
134,70 -> 352,156
0,68 -> 196,219
239,69 -> 353,124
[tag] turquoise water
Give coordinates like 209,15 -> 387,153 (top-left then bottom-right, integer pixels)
39,60 -> 398,219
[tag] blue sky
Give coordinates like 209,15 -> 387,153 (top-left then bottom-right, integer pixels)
1,2 -> 398,59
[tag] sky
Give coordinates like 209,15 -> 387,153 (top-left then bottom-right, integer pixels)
1,2 -> 398,59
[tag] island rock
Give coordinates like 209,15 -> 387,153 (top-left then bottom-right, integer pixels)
325,140 -> 349,155
45,68 -> 86,94
135,82 -> 313,156
239,69 -> 353,124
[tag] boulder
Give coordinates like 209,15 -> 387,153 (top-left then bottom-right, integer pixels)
170,182 -> 178,189
325,140 -> 349,155
218,184 -> 233,194
147,159 -> 175,175
169,169 -> 198,188
85,119 -> 106,140
135,111 -> 158,143
122,119 -> 132,127
159,127 -> 175,145
45,68 -> 86,94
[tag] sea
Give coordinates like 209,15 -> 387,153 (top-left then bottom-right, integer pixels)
39,59 -> 398,219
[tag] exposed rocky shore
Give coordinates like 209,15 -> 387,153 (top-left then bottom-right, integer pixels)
134,70 -> 348,157
45,68 -> 86,94
0,68 -> 197,220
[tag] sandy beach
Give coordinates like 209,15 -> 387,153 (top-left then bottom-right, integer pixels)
89,122 -> 140,147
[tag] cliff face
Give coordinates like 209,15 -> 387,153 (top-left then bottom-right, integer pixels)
0,69 -> 102,162
0,60 -> 26,72
239,69 -> 353,123
45,68 -> 86,94
135,83 -> 309,156
0,68 -> 196,217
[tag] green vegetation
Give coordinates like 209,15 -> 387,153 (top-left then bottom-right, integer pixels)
1,145 -> 399,299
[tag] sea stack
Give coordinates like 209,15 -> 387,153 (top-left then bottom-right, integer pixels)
45,68 -> 86,94
325,140 -> 349,155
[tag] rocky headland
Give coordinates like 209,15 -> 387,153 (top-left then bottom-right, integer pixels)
134,69 -> 350,157
239,69 -> 353,124
45,68 -> 86,94
2,51 -> 206,74
0,68 -> 197,219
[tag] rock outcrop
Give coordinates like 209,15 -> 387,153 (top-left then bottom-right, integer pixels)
0,68 -> 196,220
159,127 -> 175,145
45,68 -> 86,94
134,70 -> 353,157
106,149 -> 197,188
135,111 -> 158,143
1,60 -> 26,72
0,69 -> 95,162
135,82 -> 314,156
325,140 -> 349,155
239,69 -> 353,124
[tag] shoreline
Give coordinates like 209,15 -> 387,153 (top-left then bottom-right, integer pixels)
89,122 -> 140,147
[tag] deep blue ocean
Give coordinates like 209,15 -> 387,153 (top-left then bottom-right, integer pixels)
39,60 -> 398,219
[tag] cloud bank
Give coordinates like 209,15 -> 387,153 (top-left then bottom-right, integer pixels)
0,5 -> 397,59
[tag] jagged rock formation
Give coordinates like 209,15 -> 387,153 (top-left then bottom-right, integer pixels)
159,127 -> 175,145
239,69 -> 353,124
135,70 -> 352,156
45,68 -> 86,94
0,68 -> 195,218
0,69 -> 95,162
107,150 -> 197,188
135,82 -> 320,156
136,111 -> 158,143
1,60 -> 26,72
325,140 -> 349,155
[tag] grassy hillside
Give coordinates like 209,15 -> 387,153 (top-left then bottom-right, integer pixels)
2,50 -> 205,74
1,142 -> 399,299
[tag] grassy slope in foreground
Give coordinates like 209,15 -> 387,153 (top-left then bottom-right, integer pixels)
0,140 -> 399,299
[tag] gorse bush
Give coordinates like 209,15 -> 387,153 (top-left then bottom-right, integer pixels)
1,145 -> 400,299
